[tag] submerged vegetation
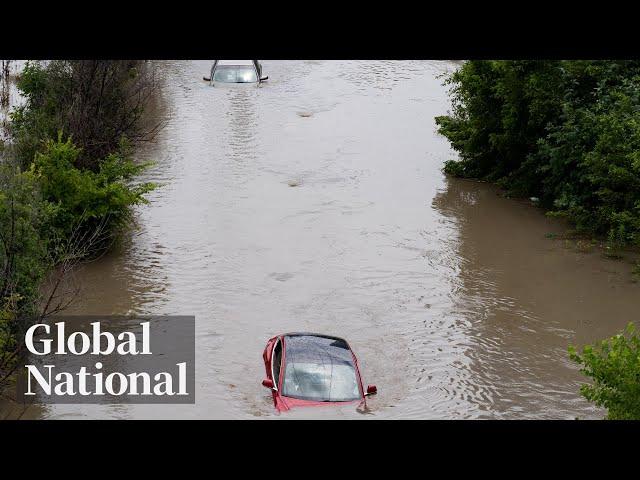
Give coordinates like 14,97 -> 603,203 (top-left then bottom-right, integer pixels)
436,60 -> 640,249
0,61 -> 157,392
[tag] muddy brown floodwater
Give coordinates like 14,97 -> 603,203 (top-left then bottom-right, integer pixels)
21,60 -> 639,419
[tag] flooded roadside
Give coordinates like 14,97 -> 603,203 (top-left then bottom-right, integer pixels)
5,60 -> 637,419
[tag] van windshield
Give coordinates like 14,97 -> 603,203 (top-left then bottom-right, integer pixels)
213,65 -> 257,83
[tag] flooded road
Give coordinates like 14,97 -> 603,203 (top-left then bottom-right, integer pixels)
30,60 -> 638,419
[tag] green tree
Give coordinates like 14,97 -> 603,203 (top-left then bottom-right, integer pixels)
436,60 -> 640,247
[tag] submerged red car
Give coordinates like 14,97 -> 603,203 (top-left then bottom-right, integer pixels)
262,332 -> 377,412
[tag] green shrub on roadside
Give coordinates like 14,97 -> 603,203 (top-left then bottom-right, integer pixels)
569,323 -> 640,420
0,163 -> 51,316
1,60 -> 157,387
436,60 -> 640,246
31,135 -> 156,244
0,162 -> 51,373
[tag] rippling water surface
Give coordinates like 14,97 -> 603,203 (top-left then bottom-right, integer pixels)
25,60 -> 638,419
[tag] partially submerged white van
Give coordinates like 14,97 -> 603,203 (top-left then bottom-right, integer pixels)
203,60 -> 268,85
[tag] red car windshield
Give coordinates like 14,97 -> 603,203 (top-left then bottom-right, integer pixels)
281,335 -> 361,402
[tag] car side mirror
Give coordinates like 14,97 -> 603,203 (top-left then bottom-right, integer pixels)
366,385 -> 377,396
260,75 -> 269,82
262,378 -> 275,390
203,76 -> 211,82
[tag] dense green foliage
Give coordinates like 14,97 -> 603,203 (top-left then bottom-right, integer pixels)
32,136 -> 154,242
436,61 -> 640,246
0,161 -> 51,358
569,323 -> 640,420
1,61 -> 156,385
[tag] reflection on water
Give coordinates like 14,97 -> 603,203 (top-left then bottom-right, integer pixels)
10,60 -> 638,419
430,179 -> 633,418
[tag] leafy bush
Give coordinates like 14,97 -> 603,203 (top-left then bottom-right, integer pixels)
31,135 -> 156,244
0,162 -> 50,316
436,60 -> 640,246
569,323 -> 640,420
0,160 -> 51,375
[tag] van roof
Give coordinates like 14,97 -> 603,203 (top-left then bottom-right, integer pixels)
216,60 -> 256,66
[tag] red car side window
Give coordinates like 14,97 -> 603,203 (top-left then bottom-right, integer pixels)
272,340 -> 282,389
